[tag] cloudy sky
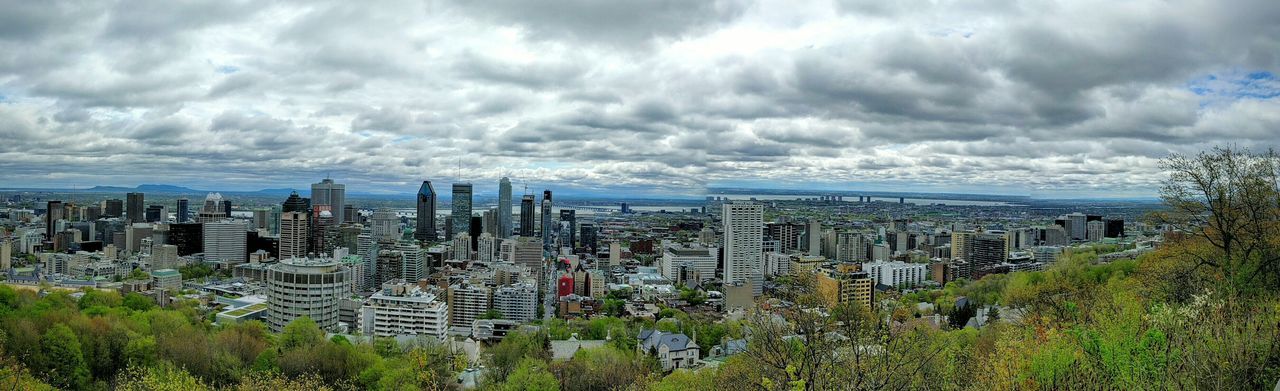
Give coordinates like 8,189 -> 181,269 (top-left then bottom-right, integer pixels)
1,0 -> 1278,198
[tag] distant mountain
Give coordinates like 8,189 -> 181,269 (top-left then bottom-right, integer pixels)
85,184 -> 201,194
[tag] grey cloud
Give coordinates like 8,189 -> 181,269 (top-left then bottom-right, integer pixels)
450,0 -> 750,46
2,0 -> 1278,196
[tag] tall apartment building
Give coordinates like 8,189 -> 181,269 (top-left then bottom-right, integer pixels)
722,202 -> 764,296
492,283 -> 538,323
448,283 -> 491,329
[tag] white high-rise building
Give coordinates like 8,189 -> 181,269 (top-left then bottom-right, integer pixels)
279,211 -> 309,259
806,219 -> 822,255
1,238 -> 12,271
371,209 -> 399,240
498,178 -> 512,239
492,282 -> 538,323
448,283 -> 491,329
1086,220 -> 1105,242
836,232 -> 867,262
452,233 -> 471,261
1062,212 -> 1088,241
722,202 -> 764,296
398,241 -> 423,281
356,230 -> 377,291
203,220 -> 247,263
360,280 -> 448,339
477,233 -> 497,262
265,257 -> 351,332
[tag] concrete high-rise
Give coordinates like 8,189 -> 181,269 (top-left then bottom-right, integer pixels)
203,219 -> 247,263
265,257 -> 350,332
371,209 -> 399,241
519,194 -> 535,237
451,183 -> 472,240
279,211 -> 309,259
723,202 -> 764,296
126,192 -> 144,223
498,178 -> 512,238
415,181 -> 437,242
311,178 -> 346,225
806,219 -> 822,255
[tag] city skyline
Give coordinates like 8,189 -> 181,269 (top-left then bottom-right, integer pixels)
2,1 -> 1277,198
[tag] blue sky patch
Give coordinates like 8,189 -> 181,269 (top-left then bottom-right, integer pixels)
1187,69 -> 1279,106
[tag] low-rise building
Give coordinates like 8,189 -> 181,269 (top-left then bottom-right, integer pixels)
638,329 -> 700,371
151,268 -> 182,292
864,261 -> 928,288
360,280 -> 448,340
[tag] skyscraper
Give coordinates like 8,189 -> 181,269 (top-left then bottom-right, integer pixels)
45,200 -> 64,240
540,190 -> 553,256
498,177 -> 512,239
221,199 -> 232,218
126,192 -> 144,223
371,209 -> 400,241
723,202 -> 764,296
519,194 -> 535,237
198,193 -> 227,223
279,211 -> 309,259
145,205 -> 165,223
176,198 -> 190,223
203,219 -> 247,263
104,199 -> 123,218
311,178 -> 346,225
415,181 -> 437,242
282,191 -> 311,214
559,209 -> 576,249
451,183 -> 472,240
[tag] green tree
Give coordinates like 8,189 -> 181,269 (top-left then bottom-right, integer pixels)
486,331 -> 550,382
39,324 -> 89,389
1158,146 -> 1280,294
503,358 -> 559,391
123,292 -> 155,311
279,317 -> 324,351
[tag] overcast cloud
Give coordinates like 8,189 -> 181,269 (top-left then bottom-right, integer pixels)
1,0 -> 1277,197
